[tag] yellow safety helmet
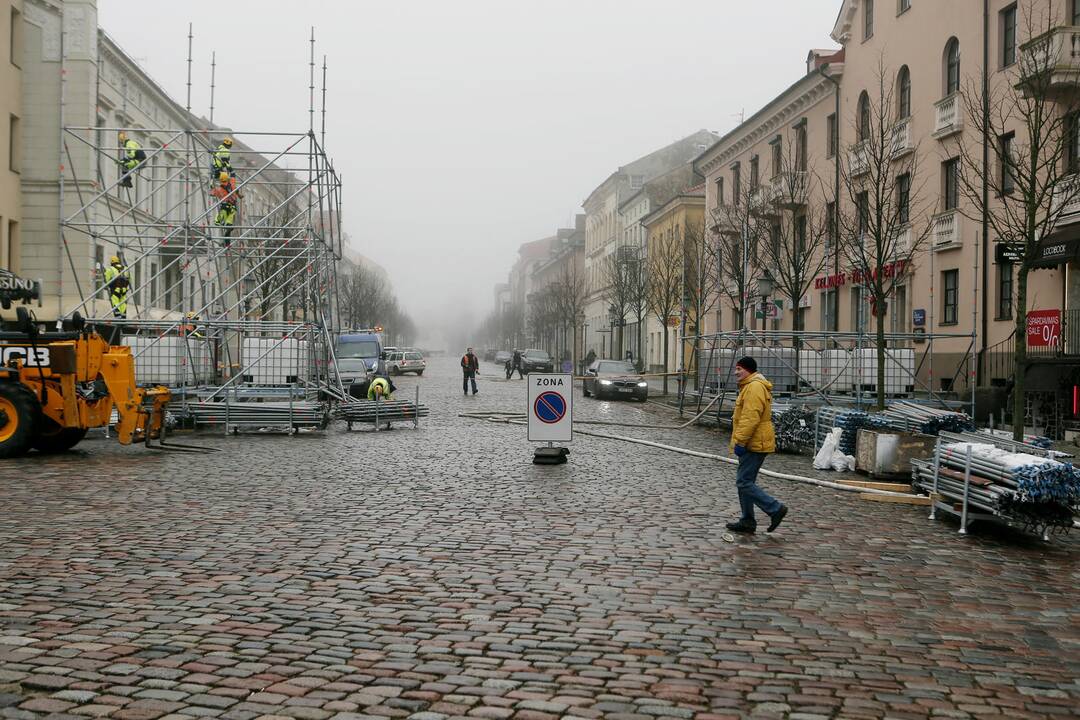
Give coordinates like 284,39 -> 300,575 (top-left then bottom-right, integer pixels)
185,311 -> 196,319
219,171 -> 230,183
222,137 -> 233,147
110,255 -> 121,265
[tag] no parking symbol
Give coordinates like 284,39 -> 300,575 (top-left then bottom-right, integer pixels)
527,373 -> 573,442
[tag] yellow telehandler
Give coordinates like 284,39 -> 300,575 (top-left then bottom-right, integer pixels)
0,308 -> 172,457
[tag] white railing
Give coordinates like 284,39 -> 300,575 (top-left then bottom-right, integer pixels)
1051,173 -> 1080,221
933,94 -> 962,137
1020,26 -> 1080,84
749,185 -> 771,212
770,171 -> 808,207
933,209 -> 961,246
893,225 -> 912,255
849,140 -> 869,175
890,118 -> 913,156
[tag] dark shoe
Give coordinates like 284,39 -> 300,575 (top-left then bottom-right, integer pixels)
767,505 -> 788,533
725,519 -> 757,534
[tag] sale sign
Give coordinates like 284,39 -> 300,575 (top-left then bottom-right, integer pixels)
1026,309 -> 1061,347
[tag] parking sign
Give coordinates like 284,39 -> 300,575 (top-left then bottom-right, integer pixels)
527,374 -> 573,442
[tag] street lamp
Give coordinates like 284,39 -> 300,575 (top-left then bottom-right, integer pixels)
757,271 -> 774,334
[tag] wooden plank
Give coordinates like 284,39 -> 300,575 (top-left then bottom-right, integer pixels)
839,479 -> 913,492
859,492 -> 937,506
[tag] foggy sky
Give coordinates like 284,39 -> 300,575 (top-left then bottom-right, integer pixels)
99,0 -> 838,348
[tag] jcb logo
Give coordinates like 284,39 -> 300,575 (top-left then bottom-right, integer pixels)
0,346 -> 51,367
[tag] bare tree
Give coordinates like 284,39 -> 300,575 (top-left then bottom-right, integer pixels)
554,262 -> 589,371
647,228 -> 683,394
956,1 -> 1080,439
710,181 -> 768,330
759,139 -> 830,331
837,58 -> 933,410
601,249 -> 636,358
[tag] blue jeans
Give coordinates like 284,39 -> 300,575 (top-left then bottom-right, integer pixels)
463,372 -> 477,394
736,451 -> 782,523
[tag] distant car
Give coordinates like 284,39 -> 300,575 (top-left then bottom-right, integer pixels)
483,349 -> 497,362
387,350 -> 426,376
334,332 -> 384,389
520,348 -> 554,373
494,350 -> 512,364
583,359 -> 648,401
380,346 -> 399,360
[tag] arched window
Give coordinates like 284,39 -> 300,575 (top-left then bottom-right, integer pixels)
858,91 -> 871,141
897,66 -> 911,119
944,38 -> 960,96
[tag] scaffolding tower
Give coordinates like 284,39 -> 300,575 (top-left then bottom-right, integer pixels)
57,125 -> 346,411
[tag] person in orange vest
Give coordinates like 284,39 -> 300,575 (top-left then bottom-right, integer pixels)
210,172 -> 242,243
461,347 -> 479,395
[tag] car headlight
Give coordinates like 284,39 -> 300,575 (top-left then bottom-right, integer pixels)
637,382 -> 648,387
599,379 -> 613,385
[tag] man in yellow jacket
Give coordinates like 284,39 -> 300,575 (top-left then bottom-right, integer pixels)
727,356 -> 788,534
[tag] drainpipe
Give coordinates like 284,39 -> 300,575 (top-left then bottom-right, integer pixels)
821,63 -> 842,332
980,0 -> 990,385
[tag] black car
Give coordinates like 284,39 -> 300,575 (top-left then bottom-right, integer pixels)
583,359 -> 648,401
520,348 -> 554,373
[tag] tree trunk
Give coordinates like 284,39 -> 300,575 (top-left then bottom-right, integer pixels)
1012,264 -> 1029,441
876,301 -> 887,411
662,326 -> 670,396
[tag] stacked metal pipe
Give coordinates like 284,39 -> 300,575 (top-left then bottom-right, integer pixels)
815,407 -> 895,455
881,401 -> 974,435
336,400 -> 429,424
941,430 -> 1071,459
181,400 -> 328,428
774,406 -> 817,454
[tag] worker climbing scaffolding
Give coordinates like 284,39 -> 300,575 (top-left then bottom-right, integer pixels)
117,131 -> 146,188
212,137 -> 233,177
210,171 -> 242,242
103,256 -> 130,319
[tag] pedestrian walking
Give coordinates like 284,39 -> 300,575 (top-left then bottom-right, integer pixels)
461,347 -> 480,395
727,356 -> 788,534
507,349 -> 524,379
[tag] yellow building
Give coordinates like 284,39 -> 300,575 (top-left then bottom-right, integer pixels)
0,0 -> 22,273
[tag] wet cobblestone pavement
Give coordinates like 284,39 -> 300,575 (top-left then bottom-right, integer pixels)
1,357 -> 1078,719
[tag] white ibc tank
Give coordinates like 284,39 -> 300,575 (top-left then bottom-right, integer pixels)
241,338 -> 306,385
697,348 -> 734,392
739,346 -> 798,392
852,348 -> 915,394
124,336 -> 206,386
819,349 -> 854,392
797,349 -> 822,388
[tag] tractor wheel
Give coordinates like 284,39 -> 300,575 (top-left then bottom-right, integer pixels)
0,383 -> 42,459
32,418 -> 89,454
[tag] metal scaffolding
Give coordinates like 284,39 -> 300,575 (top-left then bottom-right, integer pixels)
57,125 -> 346,411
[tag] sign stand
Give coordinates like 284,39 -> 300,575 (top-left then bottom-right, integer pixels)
527,373 -> 572,464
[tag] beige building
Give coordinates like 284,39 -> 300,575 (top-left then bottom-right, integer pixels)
1,0 -> 22,274
697,0 -> 1079,430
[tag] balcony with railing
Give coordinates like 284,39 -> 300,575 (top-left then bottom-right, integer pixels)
848,140 -> 869,176
1051,173 -> 1080,224
892,225 -> 911,255
933,94 -> 963,138
769,171 -> 808,209
932,209 -> 961,247
890,117 -> 913,157
1019,26 -> 1080,92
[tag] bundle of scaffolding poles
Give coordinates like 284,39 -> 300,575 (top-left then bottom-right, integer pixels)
182,399 -> 328,429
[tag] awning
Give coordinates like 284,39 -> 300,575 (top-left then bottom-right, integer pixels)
1031,227 -> 1080,269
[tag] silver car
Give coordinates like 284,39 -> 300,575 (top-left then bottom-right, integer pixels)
387,350 -> 426,375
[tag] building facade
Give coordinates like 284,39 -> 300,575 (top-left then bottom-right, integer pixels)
0,0 -> 22,275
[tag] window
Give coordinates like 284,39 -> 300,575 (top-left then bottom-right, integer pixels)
1075,0 -> 1080,25
94,244 -> 104,279
896,173 -> 911,224
133,261 -> 142,306
826,201 -> 837,246
944,38 -> 960,96
731,163 -> 741,205
864,0 -> 874,40
821,289 -> 838,331
6,220 -> 17,271
857,91 -> 871,141
8,115 -> 20,173
795,122 -> 807,171
898,0 -> 911,14
852,286 -> 868,332
1000,132 -> 1015,195
897,66 -> 911,118
750,155 -> 759,189
715,176 -> 724,206
827,113 -> 838,157
769,223 -> 781,259
943,158 -> 959,210
997,261 -> 1013,319
1001,4 -> 1017,67
891,285 -> 908,333
942,269 -> 959,324
1070,113 -> 1080,173
630,174 -> 644,190
770,136 -> 782,176
857,191 -> 869,236
10,6 -> 23,67
150,262 -> 158,307
795,214 -> 807,254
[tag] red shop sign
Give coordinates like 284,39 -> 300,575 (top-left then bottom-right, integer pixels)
1026,309 -> 1061,347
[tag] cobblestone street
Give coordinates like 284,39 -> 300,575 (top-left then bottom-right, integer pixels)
1,357 -> 1078,720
